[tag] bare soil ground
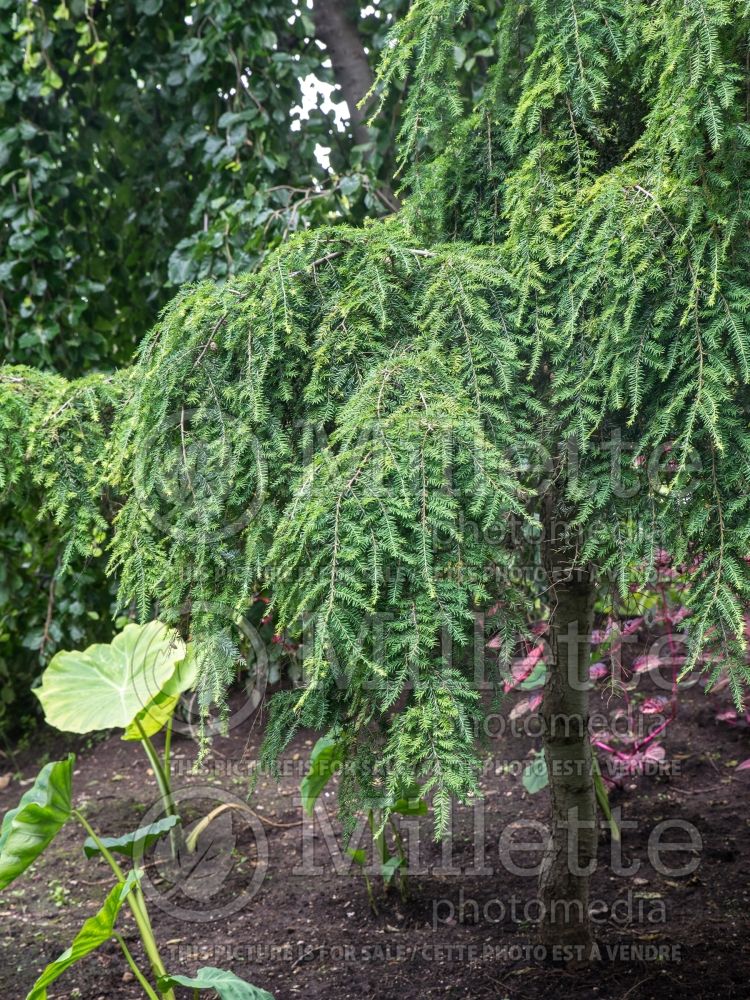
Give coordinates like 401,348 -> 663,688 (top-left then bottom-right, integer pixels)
1,668 -> 749,1000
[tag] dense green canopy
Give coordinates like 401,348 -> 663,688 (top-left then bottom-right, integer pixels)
3,0 -> 750,824
1,0 -> 395,372
0,0 -> 501,733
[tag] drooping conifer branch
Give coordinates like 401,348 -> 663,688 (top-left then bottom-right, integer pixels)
3,1 -> 750,839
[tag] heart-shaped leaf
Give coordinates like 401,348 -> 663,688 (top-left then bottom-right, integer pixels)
82,814 -> 181,859
35,622 -> 185,733
26,877 -> 135,999
158,966 -> 275,999
0,755 -> 74,891
123,643 -> 199,740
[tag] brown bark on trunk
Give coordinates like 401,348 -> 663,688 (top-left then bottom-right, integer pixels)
311,0 -> 400,211
312,0 -> 375,151
538,505 -> 597,962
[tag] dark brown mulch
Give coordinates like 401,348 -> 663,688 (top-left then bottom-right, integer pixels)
1,667 -> 748,1000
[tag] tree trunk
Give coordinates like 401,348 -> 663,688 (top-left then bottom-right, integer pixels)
538,512 -> 597,962
311,0 -> 375,152
311,0 -> 400,212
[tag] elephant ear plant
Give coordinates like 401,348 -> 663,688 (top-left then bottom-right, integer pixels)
34,620 -> 198,839
7,0 -> 750,963
301,734 -> 427,914
0,755 -> 274,999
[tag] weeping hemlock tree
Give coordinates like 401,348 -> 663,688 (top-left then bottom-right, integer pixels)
3,0 -> 750,957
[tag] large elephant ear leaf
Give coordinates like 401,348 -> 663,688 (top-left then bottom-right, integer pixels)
0,754 -> 74,891
35,621 -> 186,734
25,876 -> 135,999
123,643 -> 200,740
158,967 -> 275,999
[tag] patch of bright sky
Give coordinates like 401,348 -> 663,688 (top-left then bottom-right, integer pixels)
291,67 -> 348,171
286,2 -> 347,170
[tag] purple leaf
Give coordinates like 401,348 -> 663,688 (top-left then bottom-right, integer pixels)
509,692 -> 543,720
632,653 -> 661,673
640,696 -> 669,715
505,644 -> 544,690
716,709 -> 738,724
622,617 -> 644,636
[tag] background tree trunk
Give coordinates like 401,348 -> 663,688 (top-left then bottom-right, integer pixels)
312,0 -> 376,151
312,0 -> 400,211
538,500 -> 597,961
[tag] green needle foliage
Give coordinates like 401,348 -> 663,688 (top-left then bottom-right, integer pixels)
4,0 -> 750,825
0,0 -> 505,738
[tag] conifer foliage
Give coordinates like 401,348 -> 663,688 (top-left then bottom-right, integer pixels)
3,0 -> 750,915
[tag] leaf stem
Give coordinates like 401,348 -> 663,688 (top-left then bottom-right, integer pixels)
73,810 -> 175,999
114,933 -> 161,1000
136,720 -> 176,818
